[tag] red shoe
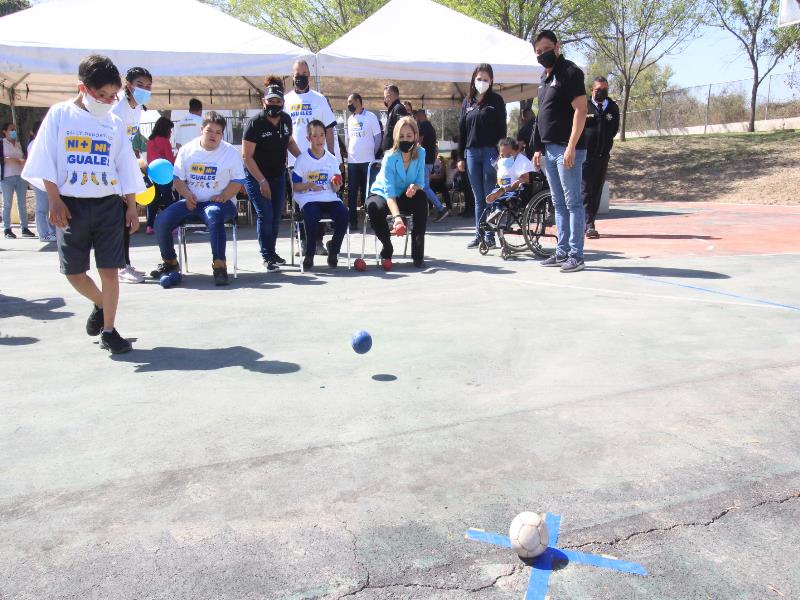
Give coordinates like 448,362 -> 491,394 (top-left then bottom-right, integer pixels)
381,258 -> 393,271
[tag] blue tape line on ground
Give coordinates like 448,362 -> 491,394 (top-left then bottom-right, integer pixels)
465,529 -> 512,548
525,513 -> 562,600
558,548 -> 648,576
627,274 -> 800,312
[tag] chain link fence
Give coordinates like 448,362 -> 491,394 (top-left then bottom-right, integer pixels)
626,71 -> 800,135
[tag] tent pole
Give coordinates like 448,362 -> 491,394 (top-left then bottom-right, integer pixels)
8,74 -> 30,130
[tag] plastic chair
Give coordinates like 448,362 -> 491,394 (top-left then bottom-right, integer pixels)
290,205 -> 351,273
176,213 -> 238,278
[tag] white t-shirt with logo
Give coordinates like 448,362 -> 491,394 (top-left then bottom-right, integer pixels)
346,110 -> 382,164
21,100 -> 144,198
110,94 -> 143,143
496,153 -> 535,187
283,89 -> 336,167
174,113 -> 203,147
173,138 -> 245,204
291,149 -> 342,209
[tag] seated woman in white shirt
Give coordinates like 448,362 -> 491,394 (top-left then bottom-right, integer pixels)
291,119 -> 348,270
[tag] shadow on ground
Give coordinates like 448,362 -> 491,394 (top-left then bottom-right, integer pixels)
591,266 -> 731,279
110,345 -> 300,374
0,294 -> 74,320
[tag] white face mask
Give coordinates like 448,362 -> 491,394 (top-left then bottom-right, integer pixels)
83,91 -> 113,119
475,79 -> 490,94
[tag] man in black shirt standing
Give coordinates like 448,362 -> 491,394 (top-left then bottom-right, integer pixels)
582,76 -> 620,239
516,108 -> 536,159
382,84 -> 408,153
415,109 -> 449,221
532,30 -> 588,273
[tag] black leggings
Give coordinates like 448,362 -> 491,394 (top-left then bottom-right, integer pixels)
366,190 -> 428,261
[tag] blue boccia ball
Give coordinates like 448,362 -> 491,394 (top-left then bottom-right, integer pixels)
351,330 -> 372,354
160,271 -> 182,288
148,158 -> 174,185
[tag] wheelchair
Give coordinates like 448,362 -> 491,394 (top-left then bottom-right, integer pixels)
476,180 -> 536,261
521,172 -> 557,258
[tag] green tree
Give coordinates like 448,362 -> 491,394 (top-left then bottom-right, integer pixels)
223,0 -> 388,52
507,106 -> 520,137
584,0 -> 705,140
710,0 -> 800,131
0,0 -> 29,17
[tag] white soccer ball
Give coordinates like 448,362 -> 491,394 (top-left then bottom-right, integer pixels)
509,512 -> 549,558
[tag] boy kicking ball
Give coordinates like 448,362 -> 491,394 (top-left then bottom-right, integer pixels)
22,55 -> 144,354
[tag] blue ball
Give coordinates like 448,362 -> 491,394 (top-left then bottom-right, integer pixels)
159,271 -> 182,288
351,330 -> 372,354
147,158 -> 174,185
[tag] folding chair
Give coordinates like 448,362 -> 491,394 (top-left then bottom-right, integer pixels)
290,205 -> 351,273
360,160 -> 413,265
176,214 -> 238,278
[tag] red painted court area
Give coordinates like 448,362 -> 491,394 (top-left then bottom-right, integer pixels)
589,202 -> 800,259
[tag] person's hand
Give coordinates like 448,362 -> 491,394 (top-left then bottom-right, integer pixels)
209,194 -> 227,203
125,201 -> 140,234
259,179 -> 272,199
392,216 -> 407,237
564,146 -> 576,169
457,160 -> 466,172
533,151 -> 542,170
405,184 -> 419,198
49,197 -> 70,229
308,183 -> 323,192
185,192 -> 197,210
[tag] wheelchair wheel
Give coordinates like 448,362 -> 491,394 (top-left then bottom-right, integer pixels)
478,240 -> 489,255
523,191 -> 558,258
500,247 -> 510,260
497,208 -> 529,254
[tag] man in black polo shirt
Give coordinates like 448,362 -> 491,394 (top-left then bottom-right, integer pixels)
532,30 -> 588,273
382,84 -> 408,153
582,76 -> 620,239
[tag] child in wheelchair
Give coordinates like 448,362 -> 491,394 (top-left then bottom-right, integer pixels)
485,137 -> 535,223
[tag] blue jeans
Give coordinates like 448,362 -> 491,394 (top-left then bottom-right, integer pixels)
1,175 -> 29,230
423,164 -> 444,212
464,147 -> 498,240
155,199 -> 236,262
301,201 -> 348,257
33,186 -> 55,239
244,173 -> 286,261
541,143 -> 587,259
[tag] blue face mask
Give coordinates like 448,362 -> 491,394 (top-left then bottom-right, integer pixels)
498,156 -> 514,170
9,130 -> 17,141
132,86 -> 151,105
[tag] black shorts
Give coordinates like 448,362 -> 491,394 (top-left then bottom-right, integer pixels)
57,195 -> 125,275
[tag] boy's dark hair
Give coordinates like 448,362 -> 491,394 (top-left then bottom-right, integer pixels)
499,137 -> 519,150
78,55 -> 122,90
384,84 -> 399,96
126,66 -> 152,83
189,98 -> 203,112
306,119 -> 326,136
202,111 -> 226,131
350,92 -> 363,105
593,76 -> 609,85
534,30 -> 558,45
149,116 -> 174,140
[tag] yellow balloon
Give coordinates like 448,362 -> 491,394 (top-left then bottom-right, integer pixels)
135,186 -> 156,206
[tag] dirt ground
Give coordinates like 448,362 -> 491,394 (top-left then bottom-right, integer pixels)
607,130 -> 800,205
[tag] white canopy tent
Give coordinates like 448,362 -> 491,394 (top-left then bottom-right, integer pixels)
0,0 -> 313,117
315,0 -> 543,109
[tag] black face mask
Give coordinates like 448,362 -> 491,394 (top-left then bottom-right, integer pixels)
594,89 -> 608,103
537,50 -> 557,69
398,140 -> 414,153
347,104 -> 356,113
265,105 -> 283,117
294,75 -> 309,90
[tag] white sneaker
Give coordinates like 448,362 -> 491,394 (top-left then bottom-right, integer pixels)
118,265 -> 145,284
129,265 -> 146,277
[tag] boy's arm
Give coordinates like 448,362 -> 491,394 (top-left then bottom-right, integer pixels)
173,178 -> 197,209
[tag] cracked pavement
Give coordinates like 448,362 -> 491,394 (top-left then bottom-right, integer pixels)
1,225 -> 799,599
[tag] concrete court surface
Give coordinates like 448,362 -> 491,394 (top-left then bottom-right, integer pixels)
1,202 -> 799,600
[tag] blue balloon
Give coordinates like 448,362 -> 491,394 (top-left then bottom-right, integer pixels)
148,158 -> 174,185
351,330 -> 372,354
159,271 -> 182,288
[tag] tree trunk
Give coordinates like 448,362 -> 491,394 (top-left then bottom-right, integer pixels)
620,84 -> 631,141
749,75 -> 758,133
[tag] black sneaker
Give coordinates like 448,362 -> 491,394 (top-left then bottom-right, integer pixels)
326,241 -> 338,268
21,228 -> 36,238
270,253 -> 287,266
541,254 -> 567,267
4,229 -> 16,239
100,329 -> 132,354
303,255 -> 314,271
434,209 -> 450,223
560,256 -> 585,273
264,260 -> 280,273
413,258 -> 425,268
466,238 -> 480,249
150,261 -> 179,279
213,266 -> 229,286
86,304 -> 104,336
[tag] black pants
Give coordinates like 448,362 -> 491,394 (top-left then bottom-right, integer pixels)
366,190 -> 428,262
581,153 -> 610,227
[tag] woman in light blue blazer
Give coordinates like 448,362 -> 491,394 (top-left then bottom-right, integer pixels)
367,116 -> 429,269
